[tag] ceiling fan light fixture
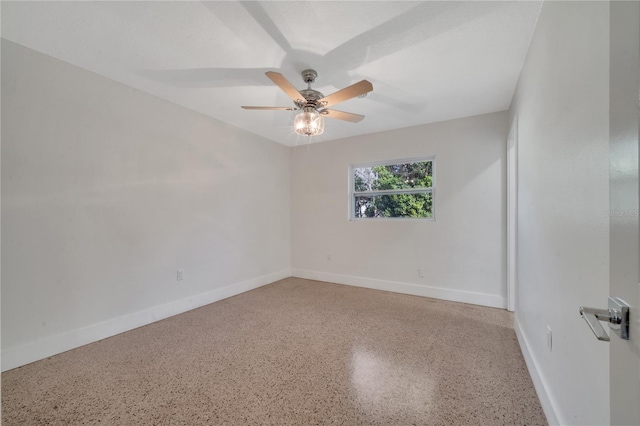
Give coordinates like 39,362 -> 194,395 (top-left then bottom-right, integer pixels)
294,107 -> 324,136
241,70 -> 372,136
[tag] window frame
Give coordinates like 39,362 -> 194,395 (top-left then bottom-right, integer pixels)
348,156 -> 436,221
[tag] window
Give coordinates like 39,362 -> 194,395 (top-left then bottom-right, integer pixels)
350,157 -> 435,220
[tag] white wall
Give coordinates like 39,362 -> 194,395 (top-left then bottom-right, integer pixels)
291,112 -> 508,308
509,2 -> 610,425
1,40 -> 291,370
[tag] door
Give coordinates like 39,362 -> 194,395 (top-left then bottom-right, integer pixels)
507,118 -> 517,313
610,2 -> 640,424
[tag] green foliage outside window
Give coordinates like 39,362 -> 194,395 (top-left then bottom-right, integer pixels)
353,161 -> 433,218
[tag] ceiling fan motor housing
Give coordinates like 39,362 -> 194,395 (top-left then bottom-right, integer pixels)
298,89 -> 325,107
297,69 -> 324,109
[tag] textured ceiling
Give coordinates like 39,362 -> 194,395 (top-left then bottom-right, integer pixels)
2,1 -> 542,146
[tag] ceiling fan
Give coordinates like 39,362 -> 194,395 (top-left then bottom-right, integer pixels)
241,69 -> 373,136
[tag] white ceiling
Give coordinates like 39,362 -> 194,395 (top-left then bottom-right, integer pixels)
2,1 -> 542,146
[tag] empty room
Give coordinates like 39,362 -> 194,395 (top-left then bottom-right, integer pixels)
2,1 -> 639,425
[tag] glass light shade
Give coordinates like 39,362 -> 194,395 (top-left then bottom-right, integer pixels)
294,109 -> 325,136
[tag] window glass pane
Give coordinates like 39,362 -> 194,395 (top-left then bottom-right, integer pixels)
354,192 -> 433,218
353,161 -> 432,192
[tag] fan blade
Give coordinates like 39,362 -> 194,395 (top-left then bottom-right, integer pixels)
241,106 -> 297,110
318,80 -> 373,108
323,109 -> 365,123
265,71 -> 306,103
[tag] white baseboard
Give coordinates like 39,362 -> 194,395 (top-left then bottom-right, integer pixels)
291,269 -> 506,309
514,315 -> 564,425
1,269 -> 291,372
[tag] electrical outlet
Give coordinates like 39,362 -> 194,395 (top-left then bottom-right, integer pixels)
177,269 -> 184,281
418,268 -> 425,278
546,326 -> 553,352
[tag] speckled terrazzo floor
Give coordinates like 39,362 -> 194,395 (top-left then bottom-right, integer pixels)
2,278 -> 547,425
